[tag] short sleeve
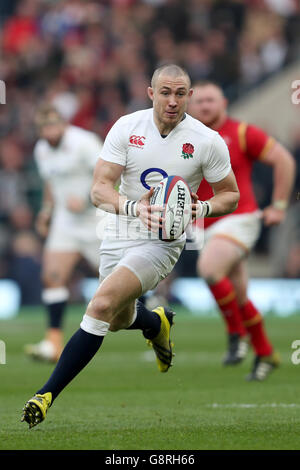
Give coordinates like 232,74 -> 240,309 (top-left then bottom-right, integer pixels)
245,124 -> 275,161
81,133 -> 103,169
100,118 -> 127,166
203,133 -> 231,183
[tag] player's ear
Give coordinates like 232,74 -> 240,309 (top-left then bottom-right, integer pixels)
223,97 -> 228,108
188,88 -> 194,98
147,87 -> 154,102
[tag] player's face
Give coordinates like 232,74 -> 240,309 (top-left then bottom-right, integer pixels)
40,122 -> 65,147
148,75 -> 193,132
188,85 -> 227,128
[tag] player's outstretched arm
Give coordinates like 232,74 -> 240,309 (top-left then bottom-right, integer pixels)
260,142 -> 296,226
195,170 -> 240,219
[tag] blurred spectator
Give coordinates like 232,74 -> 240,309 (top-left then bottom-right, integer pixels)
270,201 -> 300,278
206,29 -> 240,99
292,126 -> 300,194
264,0 -> 298,17
260,27 -> 288,76
181,41 -> 211,83
0,138 -> 32,229
269,128 -> 300,277
126,74 -> 152,113
0,0 -> 299,303
2,0 -> 40,55
239,36 -> 264,90
0,0 -> 18,23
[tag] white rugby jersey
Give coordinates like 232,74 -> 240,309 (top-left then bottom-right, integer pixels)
34,125 -> 104,233
100,108 -> 231,240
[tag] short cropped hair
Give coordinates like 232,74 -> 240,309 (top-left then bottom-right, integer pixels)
34,104 -> 64,128
191,80 -> 224,95
151,64 -> 191,89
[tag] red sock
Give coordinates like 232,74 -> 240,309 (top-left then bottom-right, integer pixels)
240,300 -> 273,356
209,278 -> 247,336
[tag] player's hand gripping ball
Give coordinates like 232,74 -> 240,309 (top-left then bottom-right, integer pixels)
150,175 -> 192,241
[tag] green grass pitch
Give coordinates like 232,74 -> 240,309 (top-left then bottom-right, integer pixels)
0,305 -> 300,450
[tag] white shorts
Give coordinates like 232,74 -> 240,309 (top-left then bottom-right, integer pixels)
99,238 -> 185,294
199,210 -> 262,252
45,225 -> 101,270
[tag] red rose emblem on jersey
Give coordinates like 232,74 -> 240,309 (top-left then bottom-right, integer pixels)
183,143 -> 194,154
181,143 -> 194,159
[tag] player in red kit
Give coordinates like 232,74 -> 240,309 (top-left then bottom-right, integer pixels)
188,82 -> 295,381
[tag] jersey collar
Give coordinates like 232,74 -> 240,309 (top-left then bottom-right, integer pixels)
151,110 -> 187,141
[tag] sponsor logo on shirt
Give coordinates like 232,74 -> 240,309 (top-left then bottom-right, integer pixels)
129,135 -> 145,148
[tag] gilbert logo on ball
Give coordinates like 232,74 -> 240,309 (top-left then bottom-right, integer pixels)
151,175 -> 192,241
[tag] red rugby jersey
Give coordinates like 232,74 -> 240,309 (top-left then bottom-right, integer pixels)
197,117 -> 275,228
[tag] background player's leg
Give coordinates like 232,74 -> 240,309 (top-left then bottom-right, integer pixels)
198,237 -> 247,337
230,261 -> 273,357
25,251 -> 80,362
230,260 -> 279,380
42,251 -> 81,359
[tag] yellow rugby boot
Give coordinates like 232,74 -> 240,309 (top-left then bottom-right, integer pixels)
147,307 -> 175,373
21,392 -> 52,429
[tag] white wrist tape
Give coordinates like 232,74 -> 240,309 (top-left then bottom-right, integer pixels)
196,200 -> 212,218
272,200 -> 288,211
123,199 -> 138,217
80,314 -> 110,336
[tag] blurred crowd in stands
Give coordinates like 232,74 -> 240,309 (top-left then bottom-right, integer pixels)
0,0 -> 299,304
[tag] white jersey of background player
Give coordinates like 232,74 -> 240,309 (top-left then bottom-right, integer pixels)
25,106 -> 105,362
35,124 -> 105,245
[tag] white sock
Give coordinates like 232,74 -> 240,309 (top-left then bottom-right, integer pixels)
42,287 -> 69,304
80,314 -> 110,336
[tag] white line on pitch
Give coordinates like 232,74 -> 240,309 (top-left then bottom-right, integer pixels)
207,403 -> 300,408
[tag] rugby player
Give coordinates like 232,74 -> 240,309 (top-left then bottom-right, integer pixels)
21,65 -> 240,428
24,106 -> 105,362
188,82 -> 295,380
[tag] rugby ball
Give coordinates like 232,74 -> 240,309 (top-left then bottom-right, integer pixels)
150,175 -> 192,241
